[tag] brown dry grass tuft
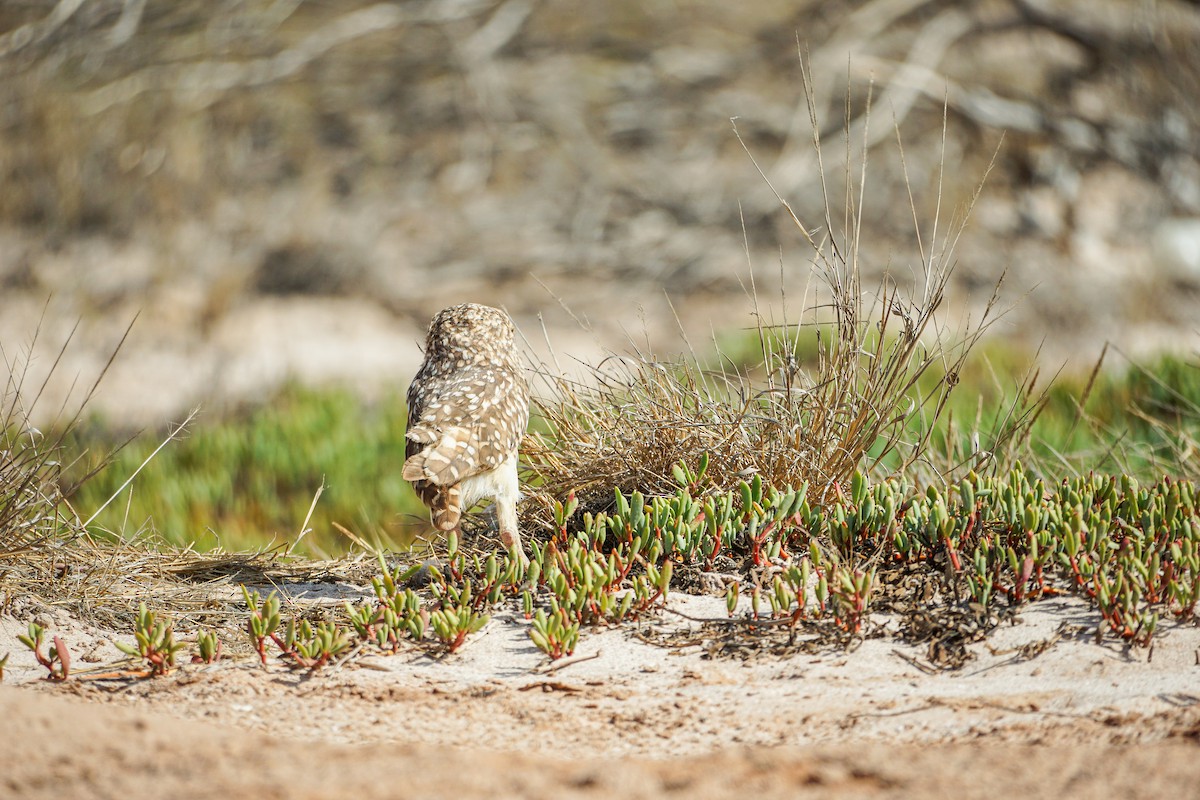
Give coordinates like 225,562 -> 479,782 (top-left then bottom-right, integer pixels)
1,312 -> 102,561
0,312 -> 362,630
522,68 -> 1008,517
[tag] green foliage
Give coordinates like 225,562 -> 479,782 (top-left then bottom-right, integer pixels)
241,585 -> 354,670
114,602 -> 184,675
16,463 -> 1195,670
929,350 -> 1200,480
280,619 -> 353,669
615,463 -> 1197,646
65,385 -> 427,555
711,327 -> 1200,484
241,552 -> 497,663
529,608 -> 580,660
428,603 -> 490,652
242,586 -> 282,665
194,629 -> 222,664
350,552 -> 499,656
18,622 -> 70,681
357,558 -> 429,647
911,469 -> 1199,645
345,457 -> 1199,656
54,350 -> 1200,563
1040,353 -> 1200,475
31,333 -> 1199,663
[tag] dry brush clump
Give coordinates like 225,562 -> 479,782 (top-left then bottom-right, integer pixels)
523,77 -> 1006,523
0,319 -> 219,628
0,319 -> 115,619
1,336 -> 85,562
0,319 -> 346,632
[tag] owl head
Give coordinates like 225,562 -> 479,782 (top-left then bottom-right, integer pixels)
424,303 -> 517,361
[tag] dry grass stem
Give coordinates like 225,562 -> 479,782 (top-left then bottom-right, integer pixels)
523,67 -> 1010,522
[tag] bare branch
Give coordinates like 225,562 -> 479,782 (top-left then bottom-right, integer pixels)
106,0 -> 147,49
81,1 -> 494,114
0,0 -> 86,59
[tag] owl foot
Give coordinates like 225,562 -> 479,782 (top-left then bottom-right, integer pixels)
500,529 -> 530,566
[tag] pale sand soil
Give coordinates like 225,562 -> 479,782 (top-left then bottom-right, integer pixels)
3,593 -> 1199,798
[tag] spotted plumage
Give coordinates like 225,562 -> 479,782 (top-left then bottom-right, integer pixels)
404,304 -> 530,558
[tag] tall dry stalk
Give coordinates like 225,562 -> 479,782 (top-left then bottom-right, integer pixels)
0,312 -> 112,558
523,64 -> 1008,515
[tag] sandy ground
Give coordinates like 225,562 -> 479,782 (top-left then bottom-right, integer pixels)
3,592 -> 1199,798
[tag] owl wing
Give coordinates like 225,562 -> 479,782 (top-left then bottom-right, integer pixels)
403,367 -> 528,488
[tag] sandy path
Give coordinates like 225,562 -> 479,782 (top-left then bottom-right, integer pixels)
3,594 -> 1199,797
3,686 -> 1198,800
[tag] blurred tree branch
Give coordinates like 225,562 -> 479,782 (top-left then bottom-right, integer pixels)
0,0 -> 86,59
82,2 -> 494,114
104,0 -> 146,50
748,0 -> 1200,220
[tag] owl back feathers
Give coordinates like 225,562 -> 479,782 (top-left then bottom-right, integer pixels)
404,304 -> 529,533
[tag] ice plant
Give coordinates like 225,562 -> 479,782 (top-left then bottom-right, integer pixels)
242,586 -> 282,665
193,629 -> 222,664
278,619 -> 353,670
115,602 -> 184,675
18,623 -> 69,681
529,608 -> 579,660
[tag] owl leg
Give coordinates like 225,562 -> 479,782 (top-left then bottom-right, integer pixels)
492,453 -> 528,564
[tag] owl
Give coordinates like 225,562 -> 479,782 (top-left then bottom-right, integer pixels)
403,303 -> 531,559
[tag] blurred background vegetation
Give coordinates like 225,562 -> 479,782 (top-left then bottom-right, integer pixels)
2,0 -> 1199,552
62,346 -> 1200,555
64,385 -> 425,554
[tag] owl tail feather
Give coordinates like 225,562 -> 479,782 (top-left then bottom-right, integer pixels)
429,485 -> 462,531
431,505 -> 461,531
412,480 -> 461,531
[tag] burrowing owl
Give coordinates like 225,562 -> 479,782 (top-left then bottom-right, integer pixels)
403,304 -> 530,558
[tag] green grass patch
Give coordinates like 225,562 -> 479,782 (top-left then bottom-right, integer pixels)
65,385 -> 427,555
938,350 -> 1200,479
716,320 -> 1199,477
56,347 -> 1200,558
